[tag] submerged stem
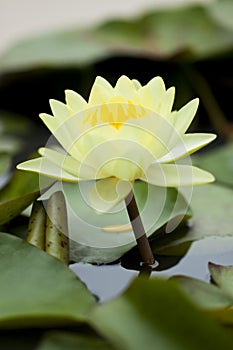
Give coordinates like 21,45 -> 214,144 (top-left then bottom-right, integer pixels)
45,191 -> 69,265
125,190 -> 156,266
27,200 -> 46,250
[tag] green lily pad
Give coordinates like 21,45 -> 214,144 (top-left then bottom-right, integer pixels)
38,332 -> 115,350
208,0 -> 233,30
156,183 -> 233,253
0,233 -> 95,328
90,277 -> 233,350
0,30 -> 110,73
0,168 -> 52,225
58,181 -> 191,264
0,2 -> 232,73
172,263 -> 233,326
209,262 -> 233,299
193,143 -> 233,188
172,275 -> 233,309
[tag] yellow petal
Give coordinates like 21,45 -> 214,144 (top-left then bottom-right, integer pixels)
132,79 -> 142,90
75,134 -> 155,181
49,99 -> 70,120
160,87 -> 175,116
88,177 -> 132,213
172,98 -> 199,133
158,133 -> 217,163
137,86 -> 153,109
68,122 -> 117,163
147,76 -> 166,111
119,111 -> 179,158
95,76 -> 114,92
114,75 -> 137,100
17,157 -> 78,182
39,147 -> 98,180
88,83 -> 112,105
39,113 -> 59,134
39,115 -> 81,157
65,90 -> 87,114
141,163 -> 215,187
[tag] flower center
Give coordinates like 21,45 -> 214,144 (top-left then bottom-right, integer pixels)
83,97 -> 146,130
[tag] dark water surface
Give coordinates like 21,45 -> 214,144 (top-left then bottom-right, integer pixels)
70,237 -> 233,301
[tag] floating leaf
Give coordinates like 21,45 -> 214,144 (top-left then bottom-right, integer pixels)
209,262 -> 233,299
0,233 -> 95,328
172,275 -> 233,309
0,2 -> 232,73
59,181 -> 191,264
90,277 -> 233,350
0,168 -> 52,225
0,30 -> 110,73
173,263 -> 233,326
38,332 -> 115,350
156,183 -> 233,253
208,0 -> 233,30
193,143 -> 233,187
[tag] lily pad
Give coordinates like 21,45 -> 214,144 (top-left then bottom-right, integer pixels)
0,168 -> 51,225
209,262 -> 233,299
0,1 -> 232,73
193,143 -> 233,188
38,332 -> 115,350
0,30 -> 110,73
58,181 -> 191,264
208,0 -> 233,30
90,277 -> 233,350
156,183 -> 233,253
172,263 -> 233,326
172,275 -> 233,309
0,233 -> 95,328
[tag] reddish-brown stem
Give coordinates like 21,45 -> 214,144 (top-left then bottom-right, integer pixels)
125,190 -> 156,266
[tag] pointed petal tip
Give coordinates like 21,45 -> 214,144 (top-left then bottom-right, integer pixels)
38,147 -> 46,156
207,133 -> 217,142
48,98 -> 56,107
95,75 -> 105,82
192,97 -> 199,107
16,163 -> 23,170
191,167 -> 216,185
39,112 -> 53,119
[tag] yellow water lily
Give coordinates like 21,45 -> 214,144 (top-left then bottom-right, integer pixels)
17,75 -> 216,212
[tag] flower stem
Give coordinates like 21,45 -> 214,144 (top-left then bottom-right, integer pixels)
45,191 -> 69,265
125,190 -> 156,266
27,200 -> 46,250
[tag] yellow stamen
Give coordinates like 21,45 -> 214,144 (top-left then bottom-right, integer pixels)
83,99 -> 146,130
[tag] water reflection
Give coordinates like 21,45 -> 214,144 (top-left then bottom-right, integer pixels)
70,237 -> 233,302
70,262 -> 137,302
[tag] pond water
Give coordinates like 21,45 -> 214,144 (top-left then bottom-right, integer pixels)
70,236 -> 233,301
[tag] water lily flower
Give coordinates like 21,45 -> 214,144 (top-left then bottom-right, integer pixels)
17,75 -> 216,213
